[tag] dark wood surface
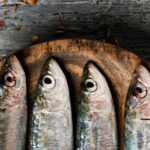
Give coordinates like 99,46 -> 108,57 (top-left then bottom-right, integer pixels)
0,0 -> 150,60
16,39 -> 142,150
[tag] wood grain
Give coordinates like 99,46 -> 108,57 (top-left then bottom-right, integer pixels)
0,0 -> 150,60
15,39 -> 142,149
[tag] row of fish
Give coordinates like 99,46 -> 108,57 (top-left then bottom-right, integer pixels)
0,55 -> 149,150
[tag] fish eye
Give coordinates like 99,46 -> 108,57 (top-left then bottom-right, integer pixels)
132,82 -> 147,99
4,72 -> 16,87
84,78 -> 97,92
42,75 -> 55,89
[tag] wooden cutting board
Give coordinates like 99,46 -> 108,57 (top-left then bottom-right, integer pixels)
15,39 -> 144,150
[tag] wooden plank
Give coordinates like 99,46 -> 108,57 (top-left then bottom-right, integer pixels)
0,0 -> 150,60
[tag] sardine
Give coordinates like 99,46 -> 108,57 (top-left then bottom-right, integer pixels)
28,58 -> 73,150
0,55 -> 27,150
76,63 -> 118,150
125,65 -> 150,150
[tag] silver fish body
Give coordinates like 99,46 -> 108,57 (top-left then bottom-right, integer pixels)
28,58 -> 73,150
125,65 -> 150,150
0,56 -> 27,150
76,63 -> 118,150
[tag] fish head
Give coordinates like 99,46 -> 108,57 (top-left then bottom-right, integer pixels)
38,58 -> 70,112
81,63 -> 112,114
128,65 -> 150,120
0,56 -> 26,111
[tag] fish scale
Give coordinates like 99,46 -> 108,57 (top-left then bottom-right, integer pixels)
91,118 -> 117,150
92,125 -> 102,150
76,63 -> 118,150
0,55 -> 27,150
125,65 -> 150,150
28,58 -> 73,150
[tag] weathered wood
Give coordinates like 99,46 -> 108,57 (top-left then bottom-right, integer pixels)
0,0 -> 150,60
17,39 -> 141,150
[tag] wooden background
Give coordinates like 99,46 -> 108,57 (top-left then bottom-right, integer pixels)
0,0 -> 150,60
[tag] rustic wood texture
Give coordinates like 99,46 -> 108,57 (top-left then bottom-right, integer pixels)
16,39 -> 143,150
0,0 -> 150,60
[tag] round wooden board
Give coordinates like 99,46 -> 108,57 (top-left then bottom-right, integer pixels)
16,39 -> 141,150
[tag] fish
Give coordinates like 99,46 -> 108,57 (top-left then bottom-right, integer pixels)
76,63 -> 118,150
125,65 -> 150,150
28,58 -> 73,150
0,55 -> 27,150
